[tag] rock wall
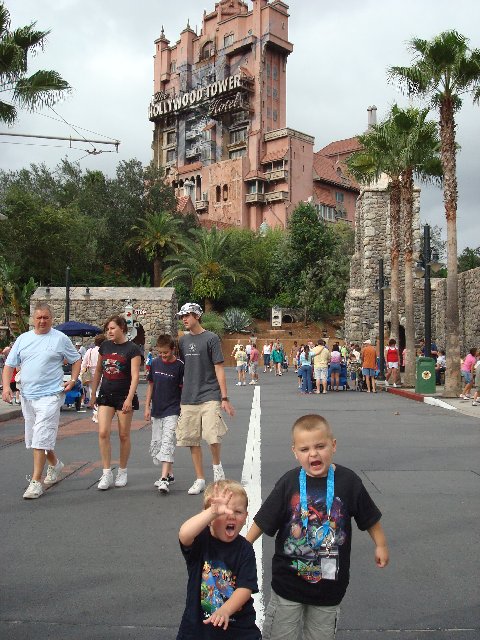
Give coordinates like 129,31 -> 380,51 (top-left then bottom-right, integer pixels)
30,287 -> 178,351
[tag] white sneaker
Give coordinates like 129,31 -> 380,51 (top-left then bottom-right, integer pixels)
213,464 -> 225,482
44,460 -> 64,486
249,380 -> 255,385
188,478 -> 206,495
157,478 -> 169,494
236,382 -> 242,386
242,381 -> 246,386
472,401 -> 478,406
393,383 -> 397,388
384,380 -> 389,387
154,474 -> 175,487
115,468 -> 128,487
23,479 -> 44,499
97,470 -> 114,490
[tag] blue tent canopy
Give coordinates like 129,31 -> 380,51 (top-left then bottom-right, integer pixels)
55,321 -> 103,337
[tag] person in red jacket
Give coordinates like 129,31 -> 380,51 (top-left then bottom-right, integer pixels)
385,338 -> 400,387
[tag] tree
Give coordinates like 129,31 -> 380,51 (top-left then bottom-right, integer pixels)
388,30 -> 480,396
127,211 -> 185,286
458,246 -> 480,272
161,226 -> 257,312
347,119 -> 404,342
391,105 -> 442,387
0,2 -> 71,125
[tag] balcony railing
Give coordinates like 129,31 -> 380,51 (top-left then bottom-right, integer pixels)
264,190 -> 288,203
245,193 -> 266,204
185,145 -> 201,158
195,199 -> 208,211
264,169 -> 288,182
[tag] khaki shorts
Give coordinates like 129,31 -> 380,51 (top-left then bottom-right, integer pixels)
177,401 -> 228,446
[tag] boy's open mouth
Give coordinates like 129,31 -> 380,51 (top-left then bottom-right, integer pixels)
226,523 -> 236,536
310,461 -> 322,468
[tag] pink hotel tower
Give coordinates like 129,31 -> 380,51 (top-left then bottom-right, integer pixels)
149,0 -> 360,230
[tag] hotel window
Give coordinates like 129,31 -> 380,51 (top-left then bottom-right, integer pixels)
273,66 -> 278,80
266,62 -> 271,78
273,110 -> 278,121
203,128 -> 212,141
229,148 -> 246,159
273,87 -> 278,99
201,41 -> 214,60
317,204 -> 336,222
335,192 -> 344,203
223,185 -> 228,201
166,131 -> 176,145
166,149 -> 176,163
170,60 -> 176,73
230,128 -> 247,144
248,182 -> 257,194
267,86 -> 272,96
224,33 -> 234,47
216,186 -> 221,202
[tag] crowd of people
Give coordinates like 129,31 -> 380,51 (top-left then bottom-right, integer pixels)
6,302 -> 480,638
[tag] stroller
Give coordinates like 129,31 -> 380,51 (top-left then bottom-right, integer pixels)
61,363 -> 83,411
327,362 -> 348,390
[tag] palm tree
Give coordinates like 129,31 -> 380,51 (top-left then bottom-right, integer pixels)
388,30 -> 480,397
347,118 -> 404,343
390,105 -> 442,387
127,211 -> 185,286
0,2 -> 71,125
161,226 -> 257,312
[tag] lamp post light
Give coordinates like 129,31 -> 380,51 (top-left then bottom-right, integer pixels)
65,265 -> 71,322
415,224 -> 442,358
375,258 -> 390,381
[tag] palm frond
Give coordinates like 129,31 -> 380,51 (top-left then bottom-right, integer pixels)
13,70 -> 71,110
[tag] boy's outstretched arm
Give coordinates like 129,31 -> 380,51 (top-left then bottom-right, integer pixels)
178,485 -> 233,547
367,520 -> 389,567
245,522 -> 263,544
203,587 -> 252,631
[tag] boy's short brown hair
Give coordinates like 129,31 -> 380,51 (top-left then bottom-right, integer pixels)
203,479 -> 248,509
156,334 -> 175,349
291,414 -> 334,443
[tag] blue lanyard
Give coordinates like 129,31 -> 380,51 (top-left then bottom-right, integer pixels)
299,465 -> 334,545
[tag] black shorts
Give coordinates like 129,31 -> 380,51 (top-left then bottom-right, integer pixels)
97,391 -> 139,411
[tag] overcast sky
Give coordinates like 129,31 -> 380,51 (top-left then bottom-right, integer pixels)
3,0 -> 479,250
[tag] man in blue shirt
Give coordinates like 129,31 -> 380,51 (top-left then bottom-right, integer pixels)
2,303 -> 81,499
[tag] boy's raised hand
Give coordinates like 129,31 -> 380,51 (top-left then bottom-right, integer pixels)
209,484 -> 234,517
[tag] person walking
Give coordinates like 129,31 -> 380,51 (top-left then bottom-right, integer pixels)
235,345 -> 247,386
262,341 -> 272,372
272,340 -> 284,376
460,348 -> 477,400
329,344 -> 342,391
299,343 -> 313,393
249,342 -> 260,385
2,303 -> 81,499
177,303 -> 235,495
384,338 -> 400,387
89,315 -> 142,490
311,339 -> 330,394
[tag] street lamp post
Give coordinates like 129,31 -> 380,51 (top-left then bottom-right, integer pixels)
415,224 -> 441,358
375,258 -> 390,381
65,265 -> 71,322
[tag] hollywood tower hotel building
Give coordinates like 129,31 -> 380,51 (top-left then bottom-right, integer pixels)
149,0 -> 359,230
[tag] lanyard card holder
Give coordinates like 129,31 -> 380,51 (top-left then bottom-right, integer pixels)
319,546 -> 339,581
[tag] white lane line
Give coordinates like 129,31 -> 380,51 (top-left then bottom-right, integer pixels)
240,385 -> 264,627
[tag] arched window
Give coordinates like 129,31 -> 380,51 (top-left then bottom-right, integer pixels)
223,184 -> 228,201
216,186 -> 221,203
201,41 -> 214,60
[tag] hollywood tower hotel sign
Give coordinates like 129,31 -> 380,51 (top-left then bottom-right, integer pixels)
148,0 -> 316,231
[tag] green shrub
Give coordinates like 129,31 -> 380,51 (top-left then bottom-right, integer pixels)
200,312 -> 225,337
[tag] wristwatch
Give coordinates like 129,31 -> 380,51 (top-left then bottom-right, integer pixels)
221,397 -> 229,401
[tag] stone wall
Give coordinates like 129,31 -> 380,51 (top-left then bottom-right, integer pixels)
30,287 -> 178,351
432,267 -> 480,354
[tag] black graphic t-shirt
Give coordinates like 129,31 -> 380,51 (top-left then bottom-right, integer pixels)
98,340 -> 142,396
254,465 -> 382,606
147,356 -> 184,418
177,528 -> 260,640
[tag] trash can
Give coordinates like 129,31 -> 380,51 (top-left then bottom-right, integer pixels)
415,357 -> 436,394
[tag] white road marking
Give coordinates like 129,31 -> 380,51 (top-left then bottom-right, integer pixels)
240,385 -> 264,627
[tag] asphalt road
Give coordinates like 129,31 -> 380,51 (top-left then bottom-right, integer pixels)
1,369 -> 479,639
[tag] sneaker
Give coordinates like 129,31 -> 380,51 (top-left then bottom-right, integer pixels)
44,460 -> 64,486
472,401 -> 478,406
393,383 -> 397,388
115,468 -> 128,487
188,478 -> 206,495
384,380 -> 389,387
97,469 -> 114,490
154,473 -> 175,487
236,382 -> 242,386
158,478 -> 169,494
213,464 -> 225,482
249,380 -> 255,385
459,394 -> 470,400
23,479 -> 44,499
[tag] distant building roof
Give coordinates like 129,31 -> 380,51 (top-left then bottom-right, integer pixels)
261,147 -> 288,163
177,161 -> 203,175
317,137 -> 362,159
176,195 -> 196,214
313,150 -> 360,192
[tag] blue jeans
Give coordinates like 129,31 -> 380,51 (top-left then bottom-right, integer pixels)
301,364 -> 313,393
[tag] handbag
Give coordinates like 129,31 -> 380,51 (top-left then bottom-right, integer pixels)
81,369 -> 92,384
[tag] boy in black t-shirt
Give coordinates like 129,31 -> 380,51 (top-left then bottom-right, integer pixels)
177,480 -> 261,640
144,334 -> 184,494
246,414 -> 389,640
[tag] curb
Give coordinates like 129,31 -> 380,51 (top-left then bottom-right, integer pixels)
385,386 -> 457,411
0,407 -> 23,422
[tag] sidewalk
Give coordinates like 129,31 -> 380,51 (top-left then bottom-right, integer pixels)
383,383 -> 480,419
0,400 -> 22,422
